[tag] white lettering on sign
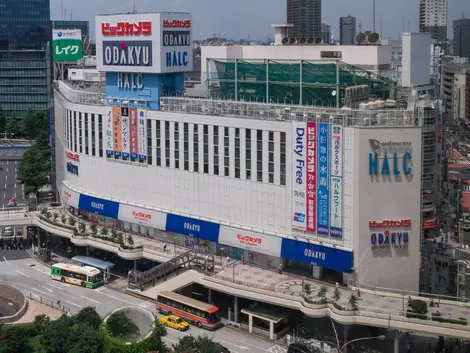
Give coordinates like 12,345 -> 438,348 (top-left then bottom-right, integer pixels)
117,73 -> 143,89
184,222 -> 200,232
91,202 -> 104,210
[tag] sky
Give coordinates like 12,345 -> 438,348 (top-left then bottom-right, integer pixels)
52,0 -> 469,40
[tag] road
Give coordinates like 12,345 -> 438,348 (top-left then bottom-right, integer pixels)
0,158 -> 26,210
0,252 -> 287,353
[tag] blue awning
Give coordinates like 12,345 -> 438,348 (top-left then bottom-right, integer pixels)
72,256 -> 115,271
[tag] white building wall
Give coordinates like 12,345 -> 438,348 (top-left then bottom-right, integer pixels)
402,32 -> 433,87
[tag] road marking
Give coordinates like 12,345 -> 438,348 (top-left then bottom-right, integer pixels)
14,192 -> 16,198
5,168 -> 7,172
215,332 -> 273,352
45,283 -> 64,290
2,256 -> 9,264
5,176 -> 6,180
65,300 -> 83,308
96,290 -> 134,304
31,288 -> 52,297
81,296 -> 100,304
16,270 -> 30,278
162,337 -> 177,344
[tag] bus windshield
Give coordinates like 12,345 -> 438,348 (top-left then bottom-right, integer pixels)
205,312 -> 220,324
88,273 -> 103,283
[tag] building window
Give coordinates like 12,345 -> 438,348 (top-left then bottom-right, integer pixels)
165,121 -> 170,167
257,130 -> 263,182
203,125 -> 209,173
268,131 -> 274,184
156,120 -> 161,166
235,128 -> 240,178
214,125 -> 219,175
91,114 -> 96,156
184,123 -> 189,170
84,113 -> 89,155
98,115 -> 103,157
194,124 -> 199,172
224,127 -> 229,177
280,132 -> 286,185
78,113 -> 83,154
246,129 -> 251,180
73,111 -> 77,152
174,122 -> 180,169
147,120 -> 152,165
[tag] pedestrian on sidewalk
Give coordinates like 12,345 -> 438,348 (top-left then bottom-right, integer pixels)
278,263 -> 283,275
162,242 -> 167,252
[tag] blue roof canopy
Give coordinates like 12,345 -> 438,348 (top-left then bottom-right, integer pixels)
72,256 -> 115,271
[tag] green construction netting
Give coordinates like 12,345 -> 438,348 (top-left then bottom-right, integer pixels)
211,60 -> 394,106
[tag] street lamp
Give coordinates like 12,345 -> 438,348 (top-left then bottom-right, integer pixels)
328,317 -> 385,352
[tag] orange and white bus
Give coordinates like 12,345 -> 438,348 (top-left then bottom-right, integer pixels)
156,291 -> 223,331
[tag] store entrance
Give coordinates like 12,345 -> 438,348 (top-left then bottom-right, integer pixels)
285,261 -> 345,285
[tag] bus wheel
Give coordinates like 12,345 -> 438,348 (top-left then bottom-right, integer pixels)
61,277 -> 66,283
197,322 -> 203,328
81,282 -> 86,287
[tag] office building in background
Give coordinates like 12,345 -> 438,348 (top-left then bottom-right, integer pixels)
0,0 -> 51,118
419,0 -> 447,41
340,15 -> 356,45
321,23 -> 331,44
453,19 -> 470,59
286,0 -> 321,39
51,20 -> 89,41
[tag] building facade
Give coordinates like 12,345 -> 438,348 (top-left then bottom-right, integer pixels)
441,57 -> 470,123
286,0 -> 321,39
321,23 -> 331,44
453,19 -> 470,60
454,69 -> 470,123
51,20 -> 90,41
339,16 -> 356,45
0,0 -> 51,118
419,0 -> 447,42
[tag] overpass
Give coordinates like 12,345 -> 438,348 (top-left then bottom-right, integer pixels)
1,209 -> 470,339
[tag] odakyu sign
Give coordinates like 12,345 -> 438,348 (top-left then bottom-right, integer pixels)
280,238 -> 353,274
165,214 -> 220,243
78,194 -> 120,219
95,12 -> 192,74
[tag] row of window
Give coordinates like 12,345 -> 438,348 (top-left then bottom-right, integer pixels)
0,94 -> 47,102
65,110 -> 287,186
0,69 -> 47,77
1,103 -> 46,111
0,61 -> 47,69
0,78 -> 47,86
0,86 -> 47,94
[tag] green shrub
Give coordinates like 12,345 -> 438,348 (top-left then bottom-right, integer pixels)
105,312 -> 140,341
431,314 -> 468,326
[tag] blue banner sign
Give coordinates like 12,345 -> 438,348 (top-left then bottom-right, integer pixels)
165,214 -> 220,243
280,238 -> 353,273
78,194 -> 120,219
317,123 -> 329,236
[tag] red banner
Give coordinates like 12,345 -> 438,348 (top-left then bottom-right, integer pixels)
306,122 -> 317,232
129,107 -> 138,157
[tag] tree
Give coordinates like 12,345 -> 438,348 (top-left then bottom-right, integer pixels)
5,117 -> 21,137
75,307 -> 102,330
37,314 -> 75,353
22,110 -> 47,140
78,222 -> 86,235
0,325 -> 34,353
68,324 -> 105,353
318,286 -> 328,299
349,293 -> 359,311
111,229 -> 118,242
53,212 -> 59,223
61,214 -> 66,224
0,107 -> 6,134
68,216 -> 76,227
173,335 -> 228,353
90,224 -> 98,236
106,312 -> 139,341
45,211 -> 52,219
18,144 -> 49,193
333,287 -> 341,301
100,227 -> 109,236
127,234 -> 134,246
303,283 -> 312,297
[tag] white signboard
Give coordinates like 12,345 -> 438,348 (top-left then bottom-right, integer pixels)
62,185 -> 80,208
292,122 -> 307,229
121,107 -> 130,158
104,106 -> 113,156
218,226 -> 282,257
329,125 -> 343,238
137,108 -> 147,160
95,12 -> 192,74
118,204 -> 166,230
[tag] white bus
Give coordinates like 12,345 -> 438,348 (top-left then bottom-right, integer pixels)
50,263 -> 103,288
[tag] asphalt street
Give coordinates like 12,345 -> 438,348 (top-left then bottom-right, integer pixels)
0,159 -> 25,210
0,252 -> 287,353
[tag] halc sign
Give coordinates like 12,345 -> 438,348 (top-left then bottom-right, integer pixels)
117,73 -> 143,89
101,21 -> 152,36
163,19 -> 191,28
165,51 -> 188,67
102,41 -> 152,67
368,138 -> 413,176
66,162 -> 78,176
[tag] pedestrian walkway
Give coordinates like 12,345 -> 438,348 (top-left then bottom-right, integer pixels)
130,270 -> 198,299
14,300 -> 63,323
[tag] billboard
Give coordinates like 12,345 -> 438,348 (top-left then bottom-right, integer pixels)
112,106 -> 122,157
129,107 -> 139,159
317,123 -> 329,236
121,107 -> 130,158
292,122 -> 307,229
137,109 -> 147,160
52,29 -> 82,61
306,122 -> 317,233
95,12 -> 192,74
330,125 -> 343,238
218,226 -> 282,257
105,106 -> 113,156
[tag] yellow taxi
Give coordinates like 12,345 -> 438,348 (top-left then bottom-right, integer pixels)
160,315 -> 190,331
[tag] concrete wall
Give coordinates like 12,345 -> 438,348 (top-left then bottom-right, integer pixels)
104,306 -> 155,341
0,284 -> 28,323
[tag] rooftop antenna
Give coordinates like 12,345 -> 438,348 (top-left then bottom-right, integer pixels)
373,0 -> 376,33
61,0 -> 63,20
380,19 -> 383,38
133,0 -> 136,13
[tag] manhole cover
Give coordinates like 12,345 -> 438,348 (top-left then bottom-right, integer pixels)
8,302 -> 13,306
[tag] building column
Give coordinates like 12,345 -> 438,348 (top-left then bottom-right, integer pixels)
394,330 -> 399,353
269,321 -> 274,340
343,325 -> 349,353
134,260 -> 137,271
248,314 -> 253,333
234,296 -> 239,323
208,289 -> 212,304
86,246 -> 89,256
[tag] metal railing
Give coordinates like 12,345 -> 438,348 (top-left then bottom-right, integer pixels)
22,290 -> 71,314
55,81 -> 105,106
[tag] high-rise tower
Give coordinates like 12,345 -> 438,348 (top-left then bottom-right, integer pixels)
286,0 -> 322,39
419,0 -> 447,42
340,16 -> 356,45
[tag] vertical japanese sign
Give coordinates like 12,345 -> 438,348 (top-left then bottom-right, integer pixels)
292,122 -> 307,229
317,123 -> 329,236
129,107 -> 139,159
112,106 -> 122,157
137,108 -> 147,160
306,122 -> 317,233
105,106 -> 113,156
121,106 -> 130,158
330,125 -> 343,238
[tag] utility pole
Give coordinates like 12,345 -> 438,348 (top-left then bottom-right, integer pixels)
372,0 -> 376,33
